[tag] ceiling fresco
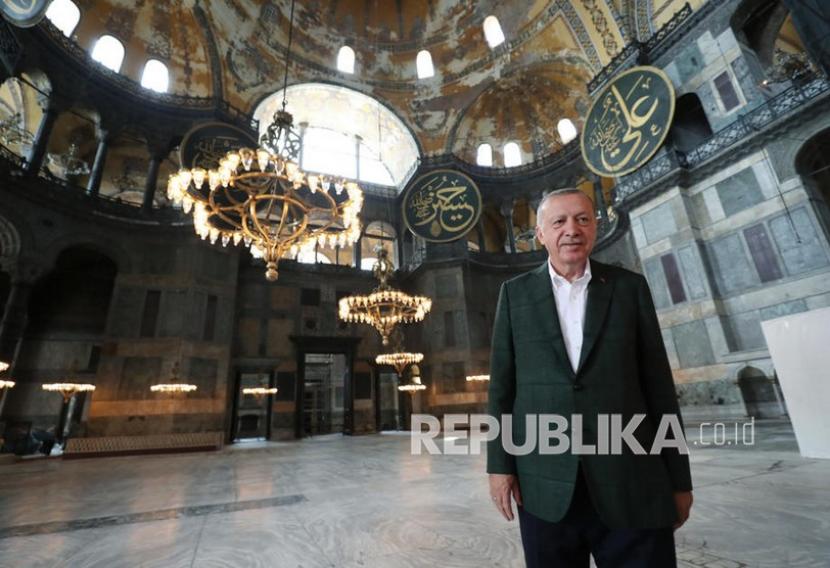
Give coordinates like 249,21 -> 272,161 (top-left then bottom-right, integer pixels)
52,1 -> 699,159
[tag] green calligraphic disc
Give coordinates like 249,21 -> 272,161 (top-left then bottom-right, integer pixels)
402,169 -> 482,243
581,66 -> 676,177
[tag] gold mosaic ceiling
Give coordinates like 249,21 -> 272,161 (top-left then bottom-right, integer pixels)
66,0 -> 699,156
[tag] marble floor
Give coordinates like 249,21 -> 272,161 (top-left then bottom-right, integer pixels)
0,420 -> 828,567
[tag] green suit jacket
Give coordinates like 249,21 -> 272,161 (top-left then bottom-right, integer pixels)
486,259 -> 692,529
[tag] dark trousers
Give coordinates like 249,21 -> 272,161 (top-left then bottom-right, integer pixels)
518,466 -> 676,568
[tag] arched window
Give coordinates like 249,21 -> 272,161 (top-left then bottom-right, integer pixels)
476,143 -> 493,166
557,119 -> 578,144
253,83 -> 420,189
302,128 -> 357,179
296,247 -> 332,264
140,59 -> 169,93
483,16 -> 505,48
91,35 -> 125,72
361,221 -> 398,269
416,50 -> 434,79
503,142 -> 522,167
337,46 -> 355,74
46,0 -> 80,37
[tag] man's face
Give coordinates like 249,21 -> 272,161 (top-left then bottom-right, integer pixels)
535,193 -> 597,268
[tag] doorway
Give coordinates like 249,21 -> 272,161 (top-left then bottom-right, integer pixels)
376,371 -> 401,431
300,353 -> 347,437
232,371 -> 274,441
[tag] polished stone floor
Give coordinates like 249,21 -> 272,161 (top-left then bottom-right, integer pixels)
0,420 -> 828,567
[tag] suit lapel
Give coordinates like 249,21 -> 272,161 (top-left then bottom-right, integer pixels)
529,262 -> 575,381
577,261 -> 615,373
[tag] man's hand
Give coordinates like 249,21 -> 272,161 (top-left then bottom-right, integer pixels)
489,473 -> 522,521
673,491 -> 693,530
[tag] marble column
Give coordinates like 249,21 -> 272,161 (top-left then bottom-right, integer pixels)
593,177 -> 608,223
141,153 -> 163,213
86,130 -> 110,197
354,236 -> 362,269
782,0 -> 830,76
500,200 -> 516,254
25,102 -> 59,175
0,277 -> 34,363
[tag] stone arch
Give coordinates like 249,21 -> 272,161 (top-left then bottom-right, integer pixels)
737,365 -> 787,418
41,234 -> 133,276
0,215 -> 22,272
447,59 -> 593,163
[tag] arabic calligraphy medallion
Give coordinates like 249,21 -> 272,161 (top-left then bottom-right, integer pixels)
1,0 -> 50,27
581,66 -> 675,177
402,169 -> 482,243
180,122 -> 259,170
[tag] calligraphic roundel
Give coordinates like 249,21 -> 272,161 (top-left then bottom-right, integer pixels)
180,122 -> 259,170
1,0 -> 51,27
402,169 -> 482,243
581,66 -> 676,177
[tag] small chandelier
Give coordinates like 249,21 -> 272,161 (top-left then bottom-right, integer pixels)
150,361 -> 197,394
166,0 -> 363,282
339,248 -> 432,345
243,387 -> 278,398
47,143 -> 90,177
0,112 -> 33,148
398,364 -> 426,394
42,382 -> 95,401
376,352 -> 424,376
466,374 -> 490,382
0,360 -> 13,390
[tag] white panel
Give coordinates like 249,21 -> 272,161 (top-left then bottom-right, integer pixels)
761,307 -> 830,459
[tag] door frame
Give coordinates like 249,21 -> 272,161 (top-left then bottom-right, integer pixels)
290,336 -> 361,438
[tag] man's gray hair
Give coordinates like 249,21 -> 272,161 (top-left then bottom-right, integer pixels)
535,188 -> 592,225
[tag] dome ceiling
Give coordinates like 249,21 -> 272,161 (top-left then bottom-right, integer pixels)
51,0 -> 696,159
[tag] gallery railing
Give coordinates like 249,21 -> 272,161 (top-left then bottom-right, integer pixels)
614,75 -> 830,204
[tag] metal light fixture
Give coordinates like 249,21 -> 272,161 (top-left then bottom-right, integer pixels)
339,248 -> 432,345
242,387 -> 278,398
0,113 -> 33,148
42,382 -> 96,401
150,361 -> 197,394
47,143 -> 90,177
0,360 -> 14,390
166,0 -> 364,282
376,352 -> 424,377
398,364 -> 426,394
466,374 -> 490,382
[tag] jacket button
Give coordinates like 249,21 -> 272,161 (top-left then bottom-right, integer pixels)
572,383 -> 583,391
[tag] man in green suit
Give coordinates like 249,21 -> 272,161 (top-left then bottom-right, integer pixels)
487,188 -> 692,567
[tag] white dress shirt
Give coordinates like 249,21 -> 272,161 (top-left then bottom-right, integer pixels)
548,260 -> 592,372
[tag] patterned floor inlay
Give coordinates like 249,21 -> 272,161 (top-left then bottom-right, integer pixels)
0,493 -> 306,539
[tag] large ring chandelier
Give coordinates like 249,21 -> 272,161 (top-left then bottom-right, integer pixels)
339,248 -> 432,345
165,0 -> 363,282
166,147 -> 363,281
376,352 -> 423,376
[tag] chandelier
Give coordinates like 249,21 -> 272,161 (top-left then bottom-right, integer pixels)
0,360 -> 13,390
243,386 -> 278,398
339,248 -> 432,345
376,352 -> 423,376
398,364 -> 426,394
150,361 -> 198,394
0,112 -> 33,148
466,374 -> 490,382
166,0 -> 364,282
42,382 -> 95,401
47,143 -> 90,177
